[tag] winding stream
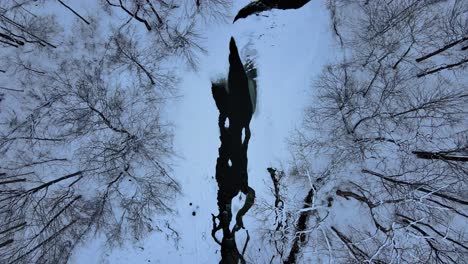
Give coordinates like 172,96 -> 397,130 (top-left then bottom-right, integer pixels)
211,37 -> 256,264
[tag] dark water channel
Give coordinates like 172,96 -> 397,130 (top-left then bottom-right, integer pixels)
211,37 -> 256,264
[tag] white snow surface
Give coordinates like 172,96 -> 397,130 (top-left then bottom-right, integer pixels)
69,1 -> 333,263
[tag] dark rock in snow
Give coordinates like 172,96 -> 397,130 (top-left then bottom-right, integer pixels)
233,0 -> 311,22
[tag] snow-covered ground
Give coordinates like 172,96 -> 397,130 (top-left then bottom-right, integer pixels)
69,1 -> 333,263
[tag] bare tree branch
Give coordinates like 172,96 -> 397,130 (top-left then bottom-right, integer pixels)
57,0 -> 90,25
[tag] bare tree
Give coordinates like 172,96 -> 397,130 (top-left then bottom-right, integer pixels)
261,0 -> 467,263
102,0 -> 231,69
0,1 -> 229,263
